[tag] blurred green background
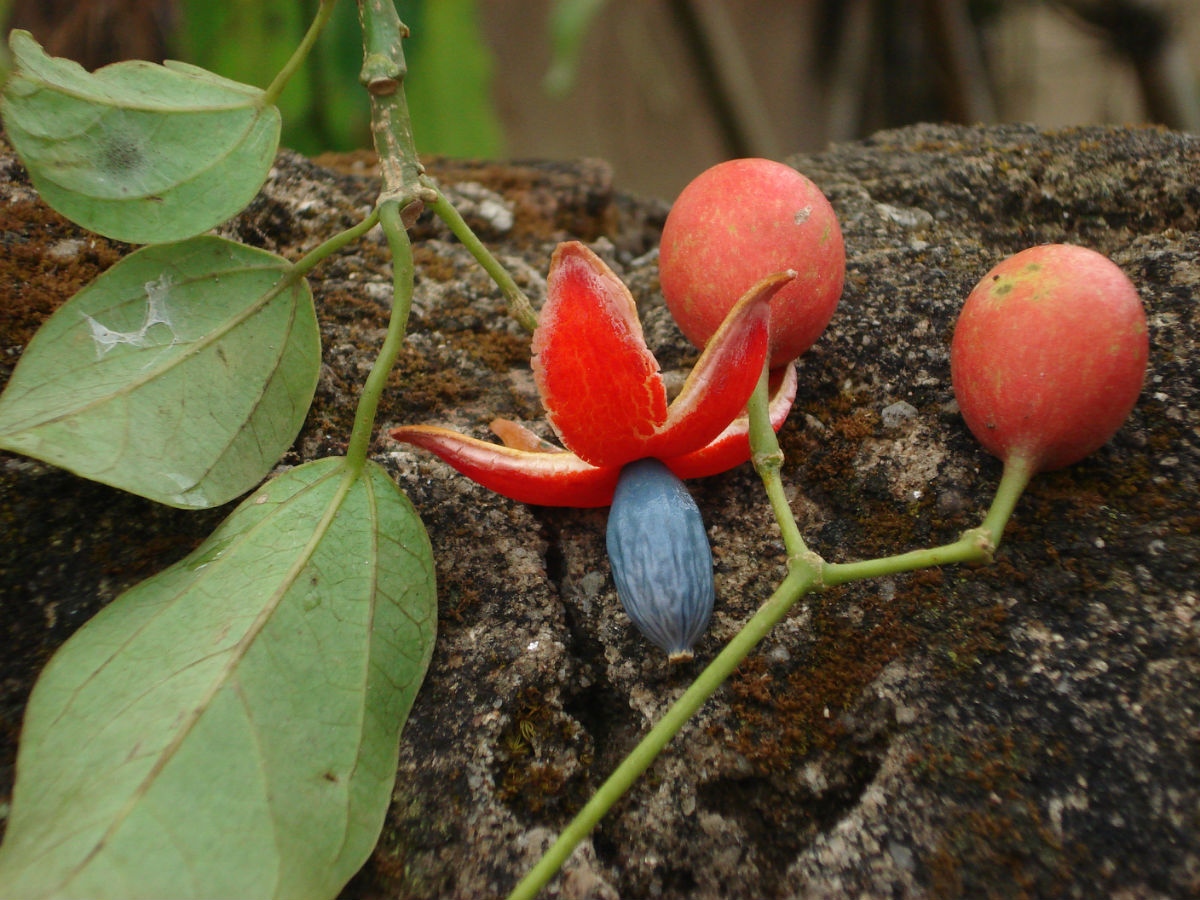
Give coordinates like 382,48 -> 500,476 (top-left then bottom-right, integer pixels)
0,0 -> 512,158
3,0 -> 1198,199
168,0 -> 509,160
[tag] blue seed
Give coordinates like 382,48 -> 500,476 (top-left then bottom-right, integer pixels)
606,458 -> 715,661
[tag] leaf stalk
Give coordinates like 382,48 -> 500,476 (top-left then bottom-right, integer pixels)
291,209 -> 381,278
344,201 -> 415,473
428,186 -> 540,333
262,0 -> 339,107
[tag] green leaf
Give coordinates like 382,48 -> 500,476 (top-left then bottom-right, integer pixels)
0,457 -> 437,899
0,30 -> 281,244
0,236 -> 320,508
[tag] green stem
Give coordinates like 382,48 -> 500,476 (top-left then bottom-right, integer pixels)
746,364 -> 809,559
357,0 -> 433,210
338,1 -> 430,473
262,0 -> 338,107
344,201 -> 415,472
429,186 -> 539,333
506,563 -> 819,900
512,383 -> 1035,895
508,388 -> 1039,894
820,532 -> 990,586
821,454 -> 1033,587
979,454 -> 1034,547
291,209 -> 381,278
358,1 -> 535,331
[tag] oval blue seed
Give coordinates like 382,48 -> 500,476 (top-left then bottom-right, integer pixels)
606,458 -> 715,661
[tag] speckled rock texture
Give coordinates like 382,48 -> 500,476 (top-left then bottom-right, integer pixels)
2,123 -> 1198,899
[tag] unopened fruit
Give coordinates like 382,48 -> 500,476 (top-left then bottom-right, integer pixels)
951,243 -> 1148,473
659,158 -> 845,368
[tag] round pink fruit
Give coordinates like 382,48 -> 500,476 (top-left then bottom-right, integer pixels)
659,158 -> 845,369
950,244 -> 1148,473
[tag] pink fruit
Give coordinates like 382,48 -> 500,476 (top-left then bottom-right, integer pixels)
950,244 -> 1148,473
659,158 -> 845,369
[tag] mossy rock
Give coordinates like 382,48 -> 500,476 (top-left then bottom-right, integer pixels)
1,124 -> 1197,899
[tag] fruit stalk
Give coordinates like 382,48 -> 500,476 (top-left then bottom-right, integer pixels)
746,363 -> 810,560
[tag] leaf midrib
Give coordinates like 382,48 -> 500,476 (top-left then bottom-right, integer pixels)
54,459 -> 360,895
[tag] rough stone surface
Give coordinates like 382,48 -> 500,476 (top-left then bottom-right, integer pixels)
1,123 -> 1198,899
